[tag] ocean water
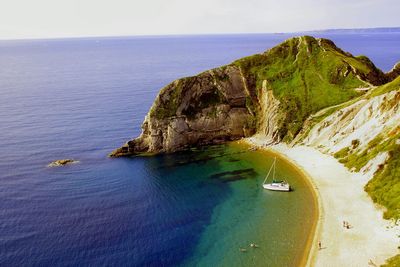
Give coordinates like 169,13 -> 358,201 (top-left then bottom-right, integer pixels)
0,32 -> 399,266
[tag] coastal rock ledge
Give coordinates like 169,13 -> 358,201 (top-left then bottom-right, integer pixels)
110,65 -> 257,157
47,159 -> 79,167
110,36 -> 397,157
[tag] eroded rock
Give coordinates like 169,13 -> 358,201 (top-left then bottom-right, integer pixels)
48,159 -> 79,167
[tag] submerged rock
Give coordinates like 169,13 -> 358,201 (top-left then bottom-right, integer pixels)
47,159 -> 79,167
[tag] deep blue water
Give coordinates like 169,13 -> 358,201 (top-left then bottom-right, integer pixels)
0,32 -> 399,266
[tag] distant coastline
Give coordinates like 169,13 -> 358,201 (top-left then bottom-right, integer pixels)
305,26 -> 400,34
1,26 -> 399,42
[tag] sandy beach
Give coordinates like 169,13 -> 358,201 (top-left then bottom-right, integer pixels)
245,136 -> 399,267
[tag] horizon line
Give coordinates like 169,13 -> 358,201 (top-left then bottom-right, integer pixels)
0,26 -> 399,42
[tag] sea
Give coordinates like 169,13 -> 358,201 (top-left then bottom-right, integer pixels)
0,31 -> 399,266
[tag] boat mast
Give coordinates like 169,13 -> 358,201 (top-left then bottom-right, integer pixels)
273,157 -> 276,181
263,157 -> 277,184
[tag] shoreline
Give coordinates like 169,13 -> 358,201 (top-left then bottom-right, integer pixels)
264,147 -> 322,267
239,139 -> 321,267
268,148 -> 322,267
243,136 -> 399,266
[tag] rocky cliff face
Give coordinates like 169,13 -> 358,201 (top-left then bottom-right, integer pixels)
110,36 -> 393,157
386,62 -> 400,82
110,65 -> 257,156
301,77 -> 400,220
304,87 -> 400,156
256,80 -> 282,145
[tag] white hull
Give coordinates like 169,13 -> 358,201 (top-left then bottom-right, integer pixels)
262,157 -> 291,192
263,183 -> 290,192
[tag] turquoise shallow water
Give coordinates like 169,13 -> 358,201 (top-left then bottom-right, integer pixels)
181,143 -> 316,267
0,32 -> 398,266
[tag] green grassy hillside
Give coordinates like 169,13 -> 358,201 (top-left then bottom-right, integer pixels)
335,127 -> 400,220
148,36 -> 387,143
382,254 -> 400,267
333,78 -> 400,220
118,36 -> 400,264
369,76 -> 400,98
235,36 -> 385,141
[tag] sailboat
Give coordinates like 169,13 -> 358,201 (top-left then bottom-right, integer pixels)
262,157 -> 291,192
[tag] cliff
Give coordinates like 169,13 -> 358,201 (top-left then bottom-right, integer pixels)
302,76 -> 400,220
110,65 -> 255,156
386,62 -> 400,82
111,35 -> 400,264
299,76 -> 400,265
110,36 -> 388,157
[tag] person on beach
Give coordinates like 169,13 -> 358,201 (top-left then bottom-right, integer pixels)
343,221 -> 352,229
318,241 -> 322,250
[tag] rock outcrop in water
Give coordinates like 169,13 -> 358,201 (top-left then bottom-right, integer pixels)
48,159 -> 79,167
110,36 -> 392,157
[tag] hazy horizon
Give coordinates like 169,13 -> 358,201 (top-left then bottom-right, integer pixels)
0,26 -> 399,42
1,0 -> 399,40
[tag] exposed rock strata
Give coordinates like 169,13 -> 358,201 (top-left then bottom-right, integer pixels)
110,66 -> 257,156
386,62 -> 400,82
110,36 -> 397,157
304,89 -> 400,155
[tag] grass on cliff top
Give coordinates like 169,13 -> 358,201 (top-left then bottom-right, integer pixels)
149,79 -> 186,119
382,254 -> 400,267
368,76 -> 400,98
334,127 -> 400,220
295,75 -> 400,145
149,68 -> 229,120
149,36 -> 387,136
365,143 -> 400,220
234,36 -> 374,141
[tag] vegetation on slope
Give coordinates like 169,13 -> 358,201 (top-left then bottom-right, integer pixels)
150,78 -> 189,119
148,36 -> 387,138
382,254 -> 400,267
386,61 -> 400,82
148,68 -> 230,120
326,77 -> 400,264
366,139 -> 400,220
332,78 -> 400,220
294,76 -> 400,144
235,36 -> 385,141
334,128 -> 400,219
368,76 -> 400,98
127,36 -> 400,263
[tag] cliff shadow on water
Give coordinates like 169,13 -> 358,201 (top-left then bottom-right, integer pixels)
172,142 -> 318,267
125,142 -> 317,266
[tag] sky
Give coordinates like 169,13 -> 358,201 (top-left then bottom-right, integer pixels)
0,0 -> 399,40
